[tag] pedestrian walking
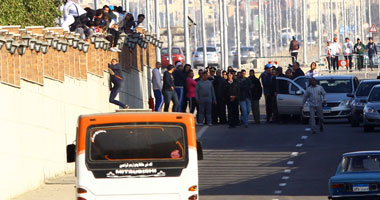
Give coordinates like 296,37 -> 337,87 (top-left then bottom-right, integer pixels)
366,37 -> 378,71
249,69 -> 262,124
173,62 -> 186,112
306,62 -> 318,77
303,78 -> 326,134
213,69 -> 228,124
260,64 -> 273,122
108,58 -> 129,109
226,71 -> 240,128
343,38 -> 354,72
195,71 -> 216,126
331,37 -> 342,72
289,36 -> 300,64
163,65 -> 179,112
152,62 -> 163,111
270,67 -> 278,122
291,62 -> 305,79
325,41 -> 334,73
238,70 -> 252,127
354,38 -> 366,71
186,70 -> 197,114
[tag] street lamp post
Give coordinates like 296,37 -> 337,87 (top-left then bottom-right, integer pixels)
155,0 -> 160,62
330,0 -> 333,40
165,0 -> 172,65
245,0 -> 250,47
184,0 -> 190,64
219,0 -> 225,69
258,0 -> 263,57
318,0 -> 322,63
223,0 -> 229,68
236,0 -> 241,68
302,0 -> 307,65
201,0 -> 208,68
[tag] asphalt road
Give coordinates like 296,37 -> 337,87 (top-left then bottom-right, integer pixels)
197,117 -> 380,200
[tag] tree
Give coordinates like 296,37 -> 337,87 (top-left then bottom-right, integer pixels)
0,0 -> 62,27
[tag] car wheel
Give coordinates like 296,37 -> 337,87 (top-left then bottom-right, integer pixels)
364,125 -> 374,132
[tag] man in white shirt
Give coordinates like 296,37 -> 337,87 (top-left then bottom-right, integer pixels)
343,37 -> 354,72
61,0 -> 87,32
325,41 -> 335,73
152,62 -> 163,112
331,37 -> 342,72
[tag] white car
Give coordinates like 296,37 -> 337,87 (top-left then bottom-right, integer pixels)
192,46 -> 220,69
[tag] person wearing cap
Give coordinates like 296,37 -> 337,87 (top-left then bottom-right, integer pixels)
289,36 -> 300,64
366,37 -> 378,71
354,38 -> 366,71
325,41 -> 334,73
173,62 -> 186,112
226,71 -> 240,128
260,64 -> 273,122
331,37 -> 342,72
343,38 -> 354,72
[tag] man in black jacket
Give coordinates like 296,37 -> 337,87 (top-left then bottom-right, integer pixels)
291,62 -> 305,79
173,62 -> 186,112
226,71 -> 240,128
213,69 -> 227,124
249,69 -> 262,124
163,65 -> 179,112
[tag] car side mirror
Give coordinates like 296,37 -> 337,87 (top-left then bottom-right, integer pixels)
66,144 -> 76,163
347,93 -> 354,98
296,90 -> 303,95
197,140 -> 203,160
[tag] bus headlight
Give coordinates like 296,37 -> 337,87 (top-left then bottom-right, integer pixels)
188,194 -> 198,200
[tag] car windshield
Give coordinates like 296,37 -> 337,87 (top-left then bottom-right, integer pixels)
356,82 -> 380,97
197,47 -> 217,52
241,47 -> 254,52
89,125 -> 185,161
317,79 -> 352,93
368,88 -> 380,102
161,48 -> 181,55
340,155 -> 380,173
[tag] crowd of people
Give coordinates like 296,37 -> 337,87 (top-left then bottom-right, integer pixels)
61,0 -> 145,52
150,59 -> 322,128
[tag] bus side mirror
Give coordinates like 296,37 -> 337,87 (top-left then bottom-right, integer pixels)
66,144 -> 76,163
197,140 -> 203,160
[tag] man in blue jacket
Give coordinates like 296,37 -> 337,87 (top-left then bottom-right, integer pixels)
260,64 -> 273,123
367,37 -> 378,71
108,58 -> 129,109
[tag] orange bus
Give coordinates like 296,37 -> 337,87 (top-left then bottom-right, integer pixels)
67,111 -> 203,200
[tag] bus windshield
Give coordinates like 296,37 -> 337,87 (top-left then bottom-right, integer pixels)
89,125 -> 186,161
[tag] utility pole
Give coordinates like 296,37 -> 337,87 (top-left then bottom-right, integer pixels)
318,0 -> 321,63
236,0 -> 241,68
155,0 -> 161,62
369,0 -> 372,38
219,0 -> 225,69
184,0 -> 190,64
165,0 -> 172,65
93,0 -> 98,9
343,0 -> 346,40
269,0 -> 273,56
201,0 -> 207,68
245,0 -> 250,47
223,0 -> 229,67
354,0 -> 357,38
258,0 -> 263,57
295,0 -> 298,38
146,0 -> 150,32
278,0 -> 282,50
330,0 -> 333,40
302,0 -> 307,64
286,0 -> 289,46
126,0 -> 129,12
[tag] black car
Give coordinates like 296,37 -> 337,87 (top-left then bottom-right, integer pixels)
348,80 -> 380,127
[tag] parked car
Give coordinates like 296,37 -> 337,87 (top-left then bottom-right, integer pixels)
228,46 -> 236,57
328,151 -> 380,200
161,47 -> 185,67
348,80 -> 380,127
232,46 -> 256,67
363,85 -> 380,132
192,46 -> 220,69
275,75 -> 359,123
302,75 -> 359,122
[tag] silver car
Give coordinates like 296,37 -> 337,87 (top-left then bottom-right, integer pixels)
192,46 -> 220,69
275,75 -> 359,122
363,85 -> 380,132
233,46 -> 256,66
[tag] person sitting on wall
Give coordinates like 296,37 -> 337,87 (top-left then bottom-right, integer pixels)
108,58 -> 129,109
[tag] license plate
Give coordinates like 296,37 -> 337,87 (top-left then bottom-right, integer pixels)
323,107 -> 331,113
353,184 -> 369,192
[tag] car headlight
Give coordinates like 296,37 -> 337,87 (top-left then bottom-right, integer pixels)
364,106 -> 377,113
339,100 -> 350,107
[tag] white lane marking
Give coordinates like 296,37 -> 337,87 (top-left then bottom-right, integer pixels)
305,128 -> 311,131
291,152 -> 299,157
296,143 -> 303,147
279,183 -> 287,187
274,190 -> 282,194
197,126 -> 209,139
301,136 -> 308,140
287,161 -> 294,165
284,169 -> 291,173
282,176 -> 290,180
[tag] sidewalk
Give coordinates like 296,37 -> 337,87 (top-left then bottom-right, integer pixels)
12,173 -> 75,200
